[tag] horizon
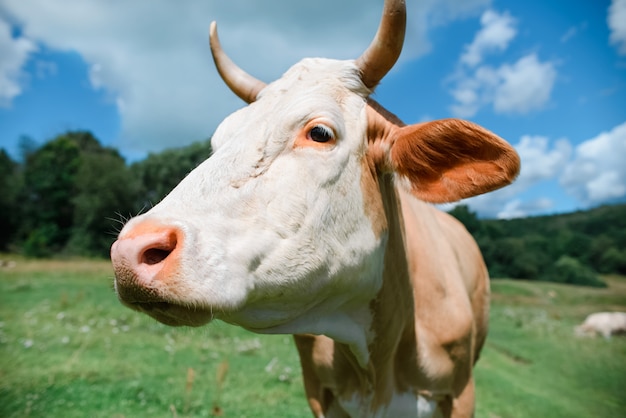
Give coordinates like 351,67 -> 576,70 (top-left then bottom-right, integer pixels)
1,0 -> 625,219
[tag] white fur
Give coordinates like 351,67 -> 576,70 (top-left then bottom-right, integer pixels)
119,59 -> 385,361
337,392 -> 443,418
576,312 -> 626,338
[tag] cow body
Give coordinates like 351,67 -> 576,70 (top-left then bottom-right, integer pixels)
111,2 -> 519,416
577,312 -> 626,339
295,185 -> 489,417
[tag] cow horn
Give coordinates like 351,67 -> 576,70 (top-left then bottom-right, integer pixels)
355,0 -> 406,89
209,21 -> 266,104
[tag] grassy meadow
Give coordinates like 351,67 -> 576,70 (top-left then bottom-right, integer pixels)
1,257 -> 625,417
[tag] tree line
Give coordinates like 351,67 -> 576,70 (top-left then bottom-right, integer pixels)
448,204 -> 626,287
2,130 -> 624,286
0,131 -> 212,258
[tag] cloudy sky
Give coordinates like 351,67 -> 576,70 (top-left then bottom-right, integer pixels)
1,0 -> 625,218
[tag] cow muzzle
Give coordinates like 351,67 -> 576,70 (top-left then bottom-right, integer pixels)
110,221 -> 213,327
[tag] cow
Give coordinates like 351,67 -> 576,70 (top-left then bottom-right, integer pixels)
576,312 -> 626,339
110,0 -> 520,416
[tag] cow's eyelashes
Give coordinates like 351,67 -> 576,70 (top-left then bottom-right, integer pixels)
294,121 -> 337,149
307,125 -> 335,143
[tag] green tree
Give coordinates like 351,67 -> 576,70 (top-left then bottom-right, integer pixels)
448,204 -> 481,235
131,140 -> 212,208
588,235 -> 615,272
18,135 -> 39,163
0,149 -> 22,250
21,134 -> 81,256
598,247 -> 626,275
563,231 -> 592,261
546,255 -> 605,287
19,131 -> 139,257
469,205 -> 626,283
67,151 -> 140,257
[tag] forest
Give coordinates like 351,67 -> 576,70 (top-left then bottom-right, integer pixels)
0,131 -> 212,259
1,130 -> 624,287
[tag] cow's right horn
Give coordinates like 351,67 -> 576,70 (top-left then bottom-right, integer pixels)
356,0 -> 406,89
209,21 -> 266,104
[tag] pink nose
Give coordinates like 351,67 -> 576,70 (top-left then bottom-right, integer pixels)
111,222 -> 183,304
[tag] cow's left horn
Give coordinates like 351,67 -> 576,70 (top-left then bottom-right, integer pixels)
209,21 -> 266,104
356,0 -> 406,89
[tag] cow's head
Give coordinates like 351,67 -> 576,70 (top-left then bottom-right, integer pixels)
111,0 -> 519,341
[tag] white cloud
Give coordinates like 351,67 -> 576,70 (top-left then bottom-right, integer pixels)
608,0 -> 626,54
460,10 -> 516,67
458,134 -> 572,218
515,135 -> 572,186
494,198 -> 554,219
561,121 -> 626,206
0,17 -> 36,107
493,54 -> 556,114
462,123 -> 626,218
413,0 -> 492,53
0,0 -> 491,156
448,8 -> 557,118
450,53 -> 557,117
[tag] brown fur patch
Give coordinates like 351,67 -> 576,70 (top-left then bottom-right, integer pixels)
360,154 -> 388,239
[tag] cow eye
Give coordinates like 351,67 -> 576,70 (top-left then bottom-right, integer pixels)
308,125 -> 334,143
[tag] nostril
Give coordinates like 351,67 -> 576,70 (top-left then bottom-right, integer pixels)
142,247 -> 172,265
112,224 -> 183,301
138,230 -> 178,266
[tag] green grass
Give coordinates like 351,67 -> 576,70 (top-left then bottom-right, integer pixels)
477,278 -> 626,418
1,258 -> 625,417
0,258 -> 308,417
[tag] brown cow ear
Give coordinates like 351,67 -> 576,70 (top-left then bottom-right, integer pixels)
389,119 -> 520,203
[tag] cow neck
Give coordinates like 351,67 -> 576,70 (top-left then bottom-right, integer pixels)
333,172 -> 418,405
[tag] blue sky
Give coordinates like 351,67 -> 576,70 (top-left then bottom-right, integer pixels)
1,0 -> 625,218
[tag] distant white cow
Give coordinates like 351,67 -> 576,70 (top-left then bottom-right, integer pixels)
576,312 -> 626,338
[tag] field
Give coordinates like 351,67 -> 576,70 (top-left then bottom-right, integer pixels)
1,257 -> 625,418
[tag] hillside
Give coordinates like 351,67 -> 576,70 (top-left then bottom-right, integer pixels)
449,204 -> 626,285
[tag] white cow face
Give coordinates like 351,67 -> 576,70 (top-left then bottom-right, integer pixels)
112,59 -> 388,333
112,1 -> 520,347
